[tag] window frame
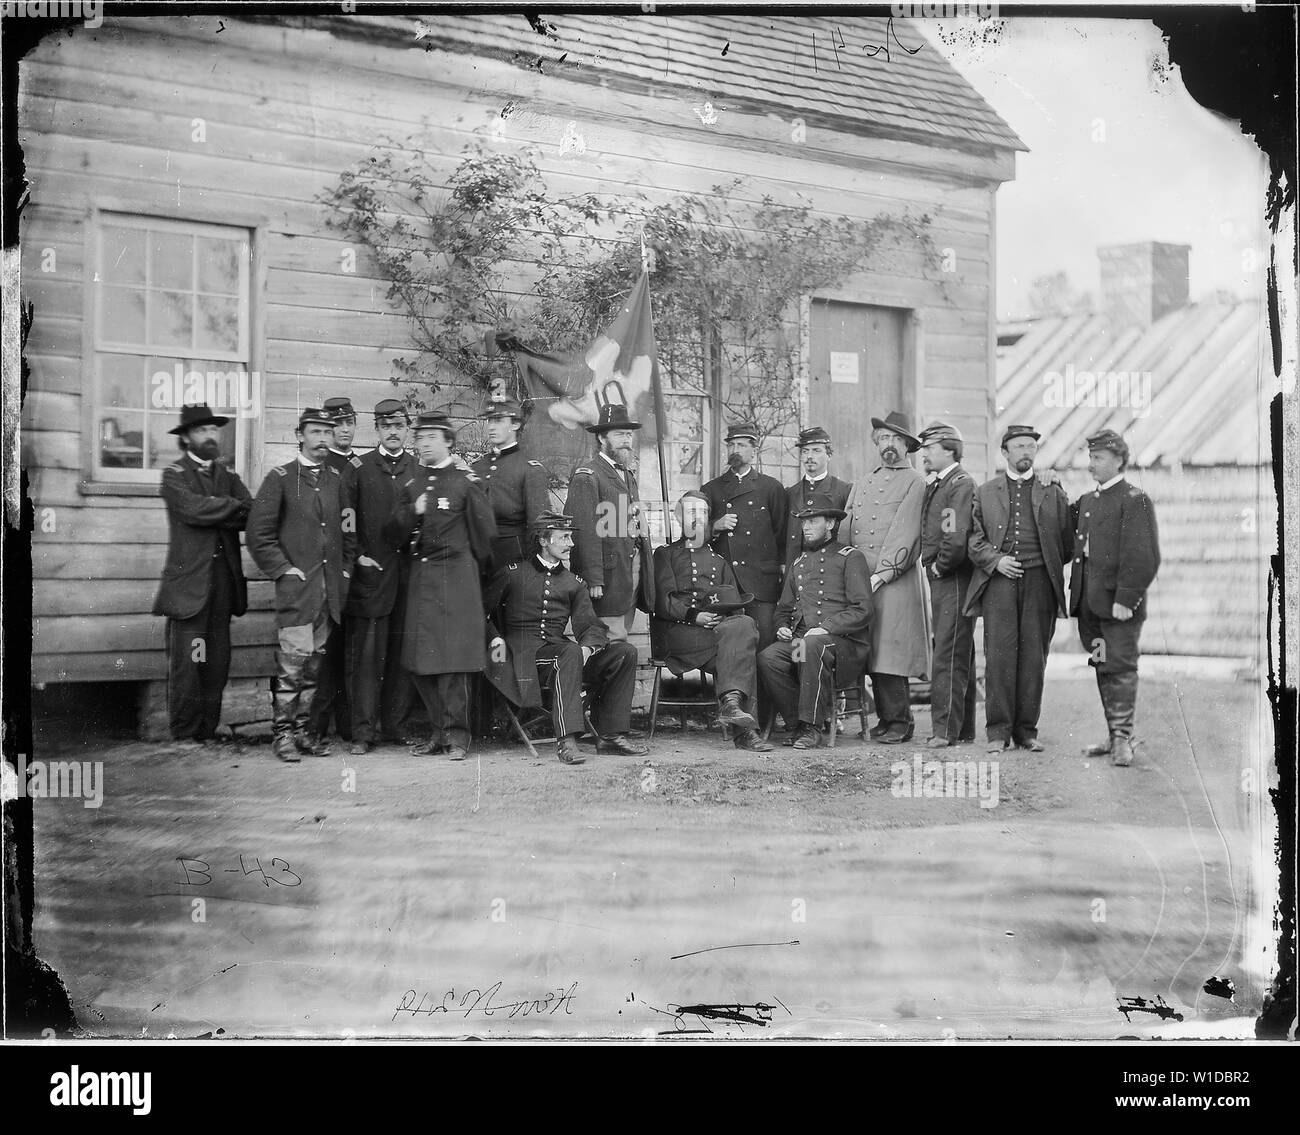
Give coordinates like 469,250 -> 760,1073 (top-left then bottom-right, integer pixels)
80,203 -> 265,495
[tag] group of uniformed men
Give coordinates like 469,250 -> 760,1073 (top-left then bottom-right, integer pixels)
153,395 -> 1160,769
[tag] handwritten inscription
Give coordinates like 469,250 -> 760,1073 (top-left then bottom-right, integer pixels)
392,981 -> 578,1022
176,856 -> 302,888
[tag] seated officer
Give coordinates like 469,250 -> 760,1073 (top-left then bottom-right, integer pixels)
651,490 -> 770,753
484,511 -> 648,765
758,494 -> 873,750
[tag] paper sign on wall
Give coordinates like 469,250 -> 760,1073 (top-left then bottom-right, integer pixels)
829,351 -> 860,384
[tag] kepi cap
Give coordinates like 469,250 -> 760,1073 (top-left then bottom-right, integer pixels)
1001,424 -> 1041,446
297,407 -> 335,429
724,421 -> 760,443
323,397 -> 357,421
796,425 -> 832,449
919,421 -> 964,445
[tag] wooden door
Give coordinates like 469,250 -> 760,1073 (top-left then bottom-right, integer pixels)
808,300 -> 910,486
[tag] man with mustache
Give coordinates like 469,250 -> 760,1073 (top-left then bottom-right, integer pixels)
784,426 -> 852,569
383,412 -> 496,760
340,398 -> 421,755
470,397 -> 551,571
152,403 -> 252,744
843,411 -> 929,744
966,424 -> 1073,754
310,396 -> 364,745
565,403 -> 655,641
247,408 -> 356,762
701,422 -> 788,654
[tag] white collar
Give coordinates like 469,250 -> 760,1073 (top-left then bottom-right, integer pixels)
329,447 -> 353,457
802,470 -> 828,484
731,465 -> 752,481
188,452 -> 214,472
1096,474 -> 1126,493
297,454 -> 322,469
1005,466 -> 1035,483
599,451 -> 624,471
430,456 -> 455,469
927,462 -> 958,484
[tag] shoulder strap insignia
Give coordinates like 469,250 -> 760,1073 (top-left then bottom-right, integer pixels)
527,460 -> 544,468
167,461 -> 187,472
1128,486 -> 1142,498
839,546 -> 854,557
326,465 -> 341,476
572,466 -> 594,477
273,465 -> 287,477
508,562 -> 519,571
349,454 -> 362,467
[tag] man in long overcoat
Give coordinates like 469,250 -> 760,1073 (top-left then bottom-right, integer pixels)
843,410 -> 930,743
247,407 -> 356,761
383,412 -> 496,760
152,403 -> 251,742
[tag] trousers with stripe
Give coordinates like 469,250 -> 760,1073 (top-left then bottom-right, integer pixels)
928,569 -> 978,742
758,634 -> 864,728
534,640 -> 638,738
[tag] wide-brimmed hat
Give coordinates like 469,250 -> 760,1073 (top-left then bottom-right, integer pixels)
724,421 -> 760,443
672,583 -> 755,613
323,396 -> 357,421
1001,423 -> 1041,446
869,411 -> 921,452
585,403 -> 641,433
794,492 -> 848,521
796,425 -> 832,449
168,403 -> 229,435
530,509 -> 578,535
297,407 -> 335,429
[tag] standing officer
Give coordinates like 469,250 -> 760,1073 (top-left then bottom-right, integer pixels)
702,422 -> 787,652
758,494 -> 872,750
784,425 -> 852,568
566,403 -> 654,640
341,398 -> 420,755
471,397 -> 551,570
151,403 -> 252,743
917,422 -> 977,748
844,411 -> 929,744
484,511 -> 647,764
310,396 -> 362,744
966,424 -> 1073,754
383,412 -> 496,760
1069,429 -> 1161,768
651,490 -> 770,752
247,407 -> 356,762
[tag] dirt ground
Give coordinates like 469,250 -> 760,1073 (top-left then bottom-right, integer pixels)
27,666 -> 1276,1040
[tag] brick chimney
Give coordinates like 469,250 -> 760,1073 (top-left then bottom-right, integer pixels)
1097,241 -> 1190,329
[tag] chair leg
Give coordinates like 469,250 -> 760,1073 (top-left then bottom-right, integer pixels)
828,688 -> 840,749
502,703 -> 540,759
648,664 -> 662,741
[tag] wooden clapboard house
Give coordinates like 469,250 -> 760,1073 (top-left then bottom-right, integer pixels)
19,12 -> 1023,713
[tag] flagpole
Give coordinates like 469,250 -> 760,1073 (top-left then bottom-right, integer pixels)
642,266 -> 671,528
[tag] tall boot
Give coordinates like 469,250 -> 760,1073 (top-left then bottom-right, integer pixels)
271,654 -> 302,763
295,649 -> 330,756
1108,671 -> 1138,767
717,690 -> 757,731
1081,668 -> 1111,757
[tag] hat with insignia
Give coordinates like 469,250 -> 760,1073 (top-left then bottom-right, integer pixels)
323,397 -> 357,422
479,398 -> 525,421
529,509 -> 578,535
373,398 -> 409,422
297,407 -> 335,429
168,403 -> 229,435
585,403 -> 641,434
919,421 -> 965,445
724,421 -> 760,443
869,410 -> 921,452
1001,424 -> 1041,447
413,411 -> 456,438
1085,428 -> 1128,456
796,425 -> 832,448
795,492 -> 848,521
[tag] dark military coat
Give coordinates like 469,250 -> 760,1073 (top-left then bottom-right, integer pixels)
966,472 -> 1073,617
1068,479 -> 1161,617
343,447 -> 418,619
470,443 -> 551,567
382,461 -> 496,674
152,452 -> 251,620
920,464 -> 976,579
784,473 -> 852,567
776,539 -> 873,684
650,539 -> 747,670
482,556 -> 609,708
247,459 -> 356,628
565,453 -> 654,617
702,467 -> 788,602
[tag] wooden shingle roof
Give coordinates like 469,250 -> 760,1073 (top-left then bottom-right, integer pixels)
308,12 -> 1026,155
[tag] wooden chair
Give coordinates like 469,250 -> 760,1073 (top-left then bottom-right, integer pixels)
827,674 -> 872,748
497,664 -> 594,758
646,659 -> 722,739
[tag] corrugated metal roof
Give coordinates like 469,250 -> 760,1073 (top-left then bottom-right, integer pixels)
313,13 -> 1026,155
995,300 -> 1271,468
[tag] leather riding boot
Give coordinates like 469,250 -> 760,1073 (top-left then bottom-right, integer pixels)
272,653 -> 303,762
734,728 -> 773,753
296,649 -> 330,756
1081,667 -> 1111,757
1109,671 -> 1138,767
718,690 -> 758,732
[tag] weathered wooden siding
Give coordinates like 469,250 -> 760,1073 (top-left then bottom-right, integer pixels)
20,15 -> 1003,685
